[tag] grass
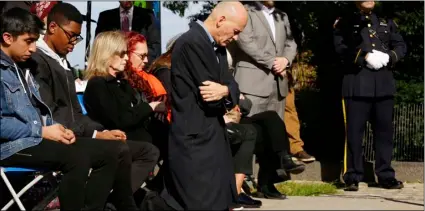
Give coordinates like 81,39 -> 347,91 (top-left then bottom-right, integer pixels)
274,181 -> 340,196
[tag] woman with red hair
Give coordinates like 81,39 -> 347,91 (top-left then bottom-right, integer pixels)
125,32 -> 170,123
125,32 -> 170,158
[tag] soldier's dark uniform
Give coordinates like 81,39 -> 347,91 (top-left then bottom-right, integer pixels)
333,10 -> 406,189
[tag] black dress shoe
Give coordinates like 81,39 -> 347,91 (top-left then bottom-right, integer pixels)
237,193 -> 262,208
344,182 -> 359,191
255,184 -> 287,200
276,154 -> 306,176
378,178 -> 404,189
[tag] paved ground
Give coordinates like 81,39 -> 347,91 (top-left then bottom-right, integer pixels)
248,182 -> 424,210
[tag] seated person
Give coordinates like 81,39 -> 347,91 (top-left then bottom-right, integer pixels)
24,3 -> 159,203
0,8 -> 128,210
239,97 -> 305,200
225,108 -> 262,209
124,32 -> 170,153
83,31 -> 167,145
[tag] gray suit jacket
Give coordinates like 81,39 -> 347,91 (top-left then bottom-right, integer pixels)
230,3 -> 297,98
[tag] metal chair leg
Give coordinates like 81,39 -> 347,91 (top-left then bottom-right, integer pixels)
1,168 -> 26,210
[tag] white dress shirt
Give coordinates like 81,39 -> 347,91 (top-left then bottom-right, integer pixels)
120,6 -> 134,31
260,4 -> 276,41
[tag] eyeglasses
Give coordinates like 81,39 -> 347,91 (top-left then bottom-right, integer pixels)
132,52 -> 148,60
57,24 -> 83,44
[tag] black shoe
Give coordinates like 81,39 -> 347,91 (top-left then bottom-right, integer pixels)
255,184 -> 287,200
378,178 -> 404,189
344,182 -> 359,191
277,154 -> 305,176
140,190 -> 174,211
237,193 -> 262,208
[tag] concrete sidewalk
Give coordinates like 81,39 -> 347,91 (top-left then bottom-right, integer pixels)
249,196 -> 423,210
247,182 -> 424,210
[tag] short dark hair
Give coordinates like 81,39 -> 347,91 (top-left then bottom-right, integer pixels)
47,2 -> 83,26
0,7 -> 44,43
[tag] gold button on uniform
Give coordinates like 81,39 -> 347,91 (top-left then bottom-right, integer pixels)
365,15 -> 369,19
372,43 -> 375,47
370,34 -> 373,38
368,24 -> 371,27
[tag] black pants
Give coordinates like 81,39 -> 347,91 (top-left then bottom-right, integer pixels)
126,140 -> 160,193
343,97 -> 395,183
241,111 -> 291,186
0,138 -> 123,210
227,123 -> 257,175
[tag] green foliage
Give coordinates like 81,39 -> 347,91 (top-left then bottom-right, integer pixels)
162,1 -> 195,17
395,81 -> 424,104
188,1 -> 217,21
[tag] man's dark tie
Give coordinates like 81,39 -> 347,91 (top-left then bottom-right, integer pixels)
121,11 -> 130,32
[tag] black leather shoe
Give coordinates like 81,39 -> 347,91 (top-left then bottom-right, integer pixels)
255,184 -> 287,200
237,193 -> 262,208
276,154 -> 305,176
378,178 -> 404,189
344,182 -> 359,191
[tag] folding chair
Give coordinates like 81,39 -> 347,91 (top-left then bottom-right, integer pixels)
0,167 -> 58,210
77,93 -> 87,115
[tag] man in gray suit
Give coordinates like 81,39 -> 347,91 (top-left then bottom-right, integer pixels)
231,1 -> 297,120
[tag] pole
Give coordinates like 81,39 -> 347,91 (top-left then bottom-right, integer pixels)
85,1 -> 92,70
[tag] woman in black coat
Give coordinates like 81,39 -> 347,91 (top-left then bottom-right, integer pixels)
83,31 -> 166,143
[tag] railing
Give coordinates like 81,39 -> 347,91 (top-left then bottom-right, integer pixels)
363,103 -> 424,162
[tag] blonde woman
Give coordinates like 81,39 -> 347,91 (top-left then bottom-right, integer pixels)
84,31 -> 166,142
83,31 -> 164,202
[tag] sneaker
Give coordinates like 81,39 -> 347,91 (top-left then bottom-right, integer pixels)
292,151 -> 316,163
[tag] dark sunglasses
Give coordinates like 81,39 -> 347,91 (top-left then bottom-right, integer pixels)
132,52 -> 148,60
117,50 -> 128,58
57,24 -> 83,44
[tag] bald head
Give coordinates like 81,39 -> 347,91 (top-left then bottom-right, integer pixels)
204,1 -> 248,47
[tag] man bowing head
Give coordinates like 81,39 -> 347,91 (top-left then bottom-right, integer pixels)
161,2 -> 248,210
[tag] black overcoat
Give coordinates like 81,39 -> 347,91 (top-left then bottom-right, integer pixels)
160,21 -> 240,210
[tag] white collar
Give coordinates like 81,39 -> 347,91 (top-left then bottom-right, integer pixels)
120,5 -> 134,15
259,3 -> 275,15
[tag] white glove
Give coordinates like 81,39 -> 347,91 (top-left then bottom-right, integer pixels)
372,49 -> 390,67
366,51 -> 384,70
366,50 -> 390,70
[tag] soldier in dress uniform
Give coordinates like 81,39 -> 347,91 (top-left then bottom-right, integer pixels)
333,1 -> 406,191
